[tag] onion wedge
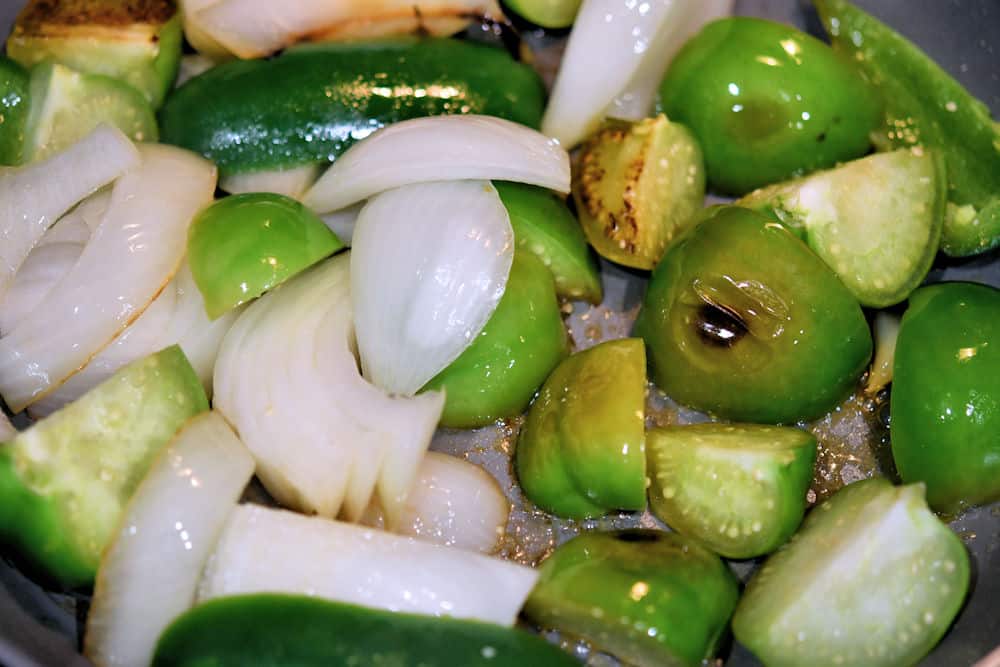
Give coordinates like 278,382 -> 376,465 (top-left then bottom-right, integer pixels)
213,254 -> 444,527
320,205 -> 362,247
190,0 -> 503,59
362,451 -> 509,554
0,144 -> 217,412
0,124 -> 138,297
543,0 -> 732,148
219,164 -> 320,199
84,412 -> 255,667
198,504 -> 536,627
301,115 -> 570,214
350,180 -> 513,396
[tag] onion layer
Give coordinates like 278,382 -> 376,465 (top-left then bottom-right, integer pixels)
0,144 -> 217,412
213,253 -> 444,527
84,411 -> 255,667
0,412 -> 14,441
302,115 -> 570,214
219,163 -> 320,199
350,180 -> 513,397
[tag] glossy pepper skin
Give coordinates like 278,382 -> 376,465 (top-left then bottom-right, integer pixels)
523,530 -> 739,667
891,282 -> 1000,514
0,57 -> 29,165
159,38 -> 546,177
815,0 -> 1000,257
423,251 -> 568,429
659,17 -> 880,195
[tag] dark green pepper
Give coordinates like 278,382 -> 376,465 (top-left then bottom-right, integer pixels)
659,17 -> 880,195
891,282 -> 1000,514
0,56 -> 29,165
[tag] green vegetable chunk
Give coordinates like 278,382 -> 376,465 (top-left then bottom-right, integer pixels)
573,115 -> 705,270
659,17 -> 880,195
816,0 -> 1000,257
516,338 -> 646,519
160,39 -> 546,177
733,478 -> 970,667
7,0 -> 182,108
646,424 -> 816,559
504,0 -> 582,29
423,251 -> 568,428
0,57 -> 30,165
152,594 -> 580,667
188,193 -> 344,319
891,282 -> 1000,514
523,530 -> 739,667
494,181 -> 602,304
738,148 -> 946,307
634,206 -> 872,424
0,346 -> 208,588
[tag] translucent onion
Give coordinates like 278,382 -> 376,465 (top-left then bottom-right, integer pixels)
350,180 -> 513,396
0,144 -> 217,412
0,124 -> 138,296
543,0 -> 731,148
190,0 -> 503,59
866,311 -> 901,396
0,241 -> 82,336
84,412 -> 255,667
320,204 -> 361,247
198,504 -> 537,627
219,163 -> 320,199
213,254 -> 444,527
362,451 -> 509,554
301,115 -> 570,214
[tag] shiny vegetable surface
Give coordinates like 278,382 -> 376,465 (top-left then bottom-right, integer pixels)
0,56 -> 28,164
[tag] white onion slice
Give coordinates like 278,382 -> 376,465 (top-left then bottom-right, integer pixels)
301,115 -> 570,214
219,164 -> 320,199
28,263 -> 240,417
606,0 -> 733,121
0,125 -> 138,296
198,504 -> 536,627
320,204 -> 362,247
362,451 -> 509,554
0,412 -> 14,441
543,0 -> 729,148
178,0 -> 233,60
0,144 -> 217,412
350,180 -> 513,396
192,0 -> 503,59
84,411 -> 255,667
175,53 -> 219,87
213,254 -> 444,526
0,242 -> 82,336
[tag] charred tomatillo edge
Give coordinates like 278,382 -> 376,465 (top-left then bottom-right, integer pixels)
659,17 -> 880,195
524,530 -> 739,667
815,0 -> 1000,257
634,206 -> 872,424
23,62 -> 158,163
504,0 -> 582,28
7,1 -> 181,109
646,424 -> 816,560
0,346 -> 208,589
422,251 -> 568,429
891,282 -> 1000,514
494,182 -> 602,303
188,193 -> 344,320
0,57 -> 30,165
573,114 -> 705,270
737,148 -> 946,308
733,478 -> 970,667
515,339 -> 646,519
152,594 -> 580,667
160,38 -> 546,178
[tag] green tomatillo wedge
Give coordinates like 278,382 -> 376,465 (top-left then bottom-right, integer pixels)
0,57 -> 30,165
816,0 -> 1000,257
7,0 -> 182,108
634,206 -> 872,424
0,346 -> 208,589
188,193 -> 344,320
659,17 -> 880,195
733,478 -> 970,667
494,181 -> 602,304
503,0 -> 581,29
646,424 -> 816,560
160,39 -> 546,178
738,148 -> 946,308
152,594 -> 579,667
423,251 -> 568,429
891,282 -> 1000,514
523,530 -> 739,667
515,338 -> 646,519
573,114 -> 705,270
